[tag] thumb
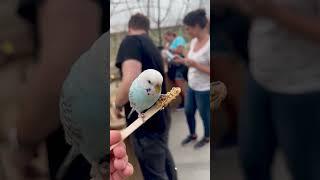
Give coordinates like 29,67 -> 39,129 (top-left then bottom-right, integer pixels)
110,131 -> 122,145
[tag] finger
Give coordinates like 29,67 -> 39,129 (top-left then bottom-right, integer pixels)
113,142 -> 126,158
122,163 -> 134,177
111,164 -> 134,180
110,131 -> 121,145
114,155 -> 128,170
111,171 -> 126,180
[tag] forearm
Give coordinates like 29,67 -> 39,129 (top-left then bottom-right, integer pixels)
114,60 -> 142,107
268,6 -> 320,43
17,0 -> 100,147
194,62 -> 210,75
114,81 -> 130,107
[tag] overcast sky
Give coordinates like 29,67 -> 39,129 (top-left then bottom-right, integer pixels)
110,0 -> 210,33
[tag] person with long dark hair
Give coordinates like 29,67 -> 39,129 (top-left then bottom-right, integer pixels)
174,9 -> 210,149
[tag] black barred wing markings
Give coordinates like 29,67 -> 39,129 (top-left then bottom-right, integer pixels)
60,94 -> 83,148
129,90 -> 136,108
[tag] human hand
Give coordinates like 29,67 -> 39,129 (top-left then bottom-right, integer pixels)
173,55 -> 184,64
182,58 -> 196,67
173,55 -> 192,65
110,131 -> 133,180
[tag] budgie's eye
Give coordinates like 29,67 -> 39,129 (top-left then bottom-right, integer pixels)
147,80 -> 152,84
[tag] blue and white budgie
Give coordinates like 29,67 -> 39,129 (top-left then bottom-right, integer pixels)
127,69 -> 163,120
57,32 -> 108,180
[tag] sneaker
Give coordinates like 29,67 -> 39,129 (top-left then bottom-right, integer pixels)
181,135 -> 197,146
194,137 -> 210,149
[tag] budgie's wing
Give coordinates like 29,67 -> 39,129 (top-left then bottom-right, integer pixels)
56,146 -> 80,180
128,80 -> 149,115
56,93 -> 82,180
128,80 -> 160,118
128,79 -> 140,119
60,32 -> 107,162
60,93 -> 83,148
57,32 -> 108,179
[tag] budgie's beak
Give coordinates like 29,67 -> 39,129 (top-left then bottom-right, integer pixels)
155,84 -> 161,94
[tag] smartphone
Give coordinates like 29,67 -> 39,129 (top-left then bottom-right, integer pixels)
165,50 -> 182,62
165,50 -> 175,62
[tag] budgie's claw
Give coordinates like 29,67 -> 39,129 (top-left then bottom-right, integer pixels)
138,113 -> 145,122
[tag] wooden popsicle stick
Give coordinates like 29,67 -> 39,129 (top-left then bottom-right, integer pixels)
110,87 -> 181,151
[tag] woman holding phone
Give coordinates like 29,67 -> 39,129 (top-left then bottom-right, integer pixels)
174,9 -> 210,149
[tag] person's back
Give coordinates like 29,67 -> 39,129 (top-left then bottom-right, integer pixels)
116,33 -> 169,137
114,13 -> 176,180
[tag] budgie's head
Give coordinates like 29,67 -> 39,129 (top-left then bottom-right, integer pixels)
138,69 -> 163,95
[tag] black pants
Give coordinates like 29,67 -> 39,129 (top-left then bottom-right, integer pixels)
239,74 -> 320,180
132,132 -> 177,180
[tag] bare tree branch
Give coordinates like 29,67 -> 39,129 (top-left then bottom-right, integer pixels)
111,0 -> 201,33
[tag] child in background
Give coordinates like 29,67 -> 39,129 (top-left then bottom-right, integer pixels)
163,31 -> 188,110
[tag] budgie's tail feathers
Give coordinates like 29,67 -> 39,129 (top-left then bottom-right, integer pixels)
56,146 -> 80,180
127,108 -> 135,119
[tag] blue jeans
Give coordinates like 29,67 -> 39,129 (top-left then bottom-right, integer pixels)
240,73 -> 320,180
184,86 -> 210,138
